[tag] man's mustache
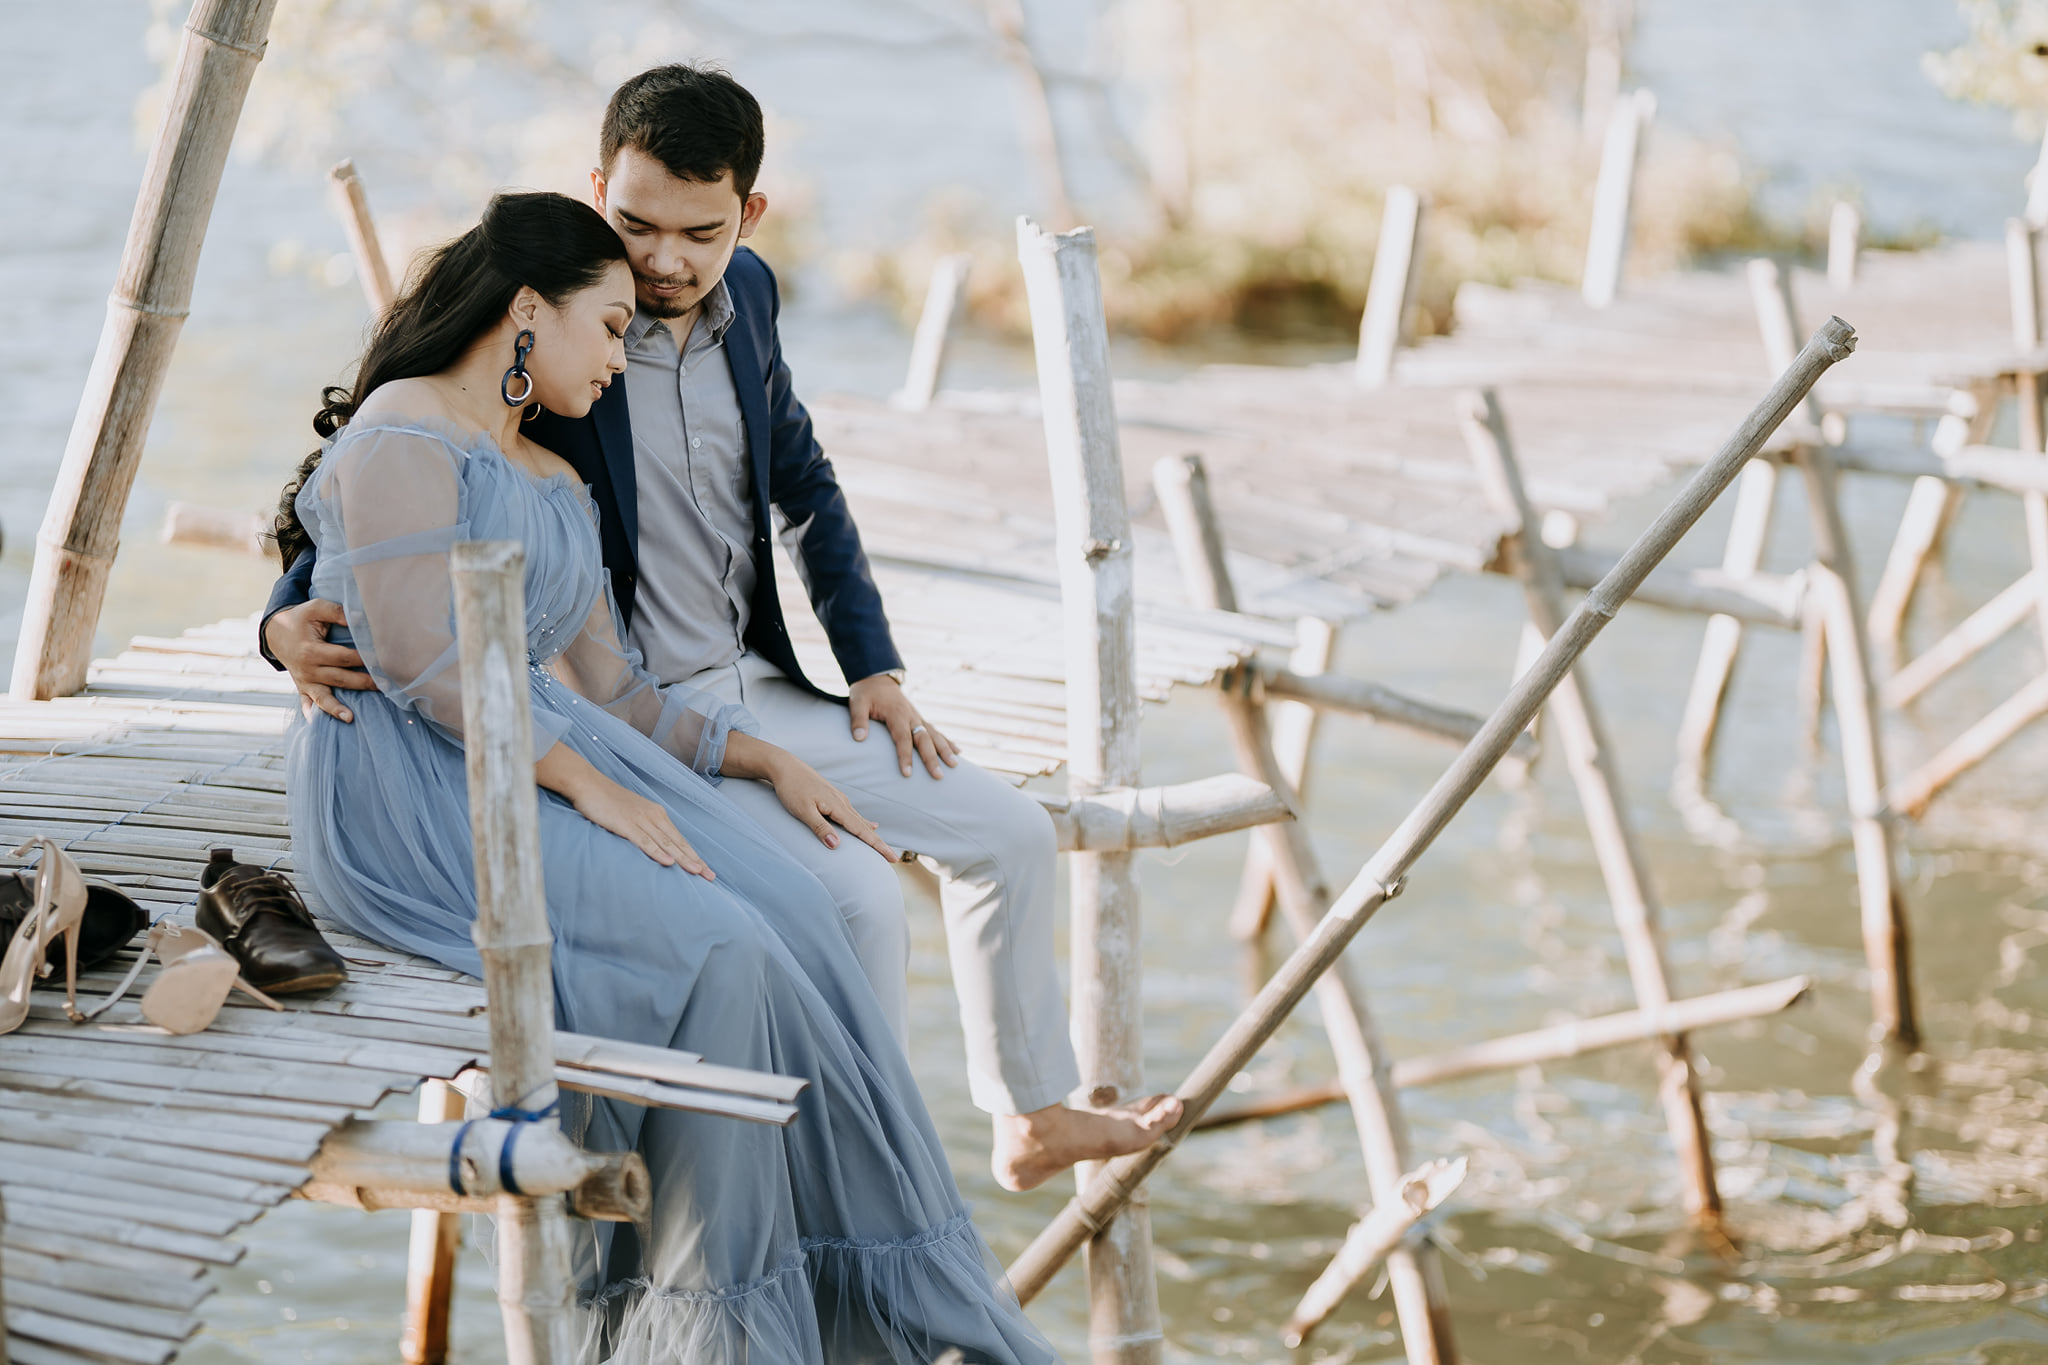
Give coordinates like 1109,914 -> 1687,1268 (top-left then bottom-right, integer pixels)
636,271 -> 697,291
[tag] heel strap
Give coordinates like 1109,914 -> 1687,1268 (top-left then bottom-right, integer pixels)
76,939 -> 155,1022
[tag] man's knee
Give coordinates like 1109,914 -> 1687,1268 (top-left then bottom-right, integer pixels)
954,777 -> 1057,882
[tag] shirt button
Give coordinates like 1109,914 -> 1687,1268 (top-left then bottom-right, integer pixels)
677,366 -> 686,376
691,437 -> 702,449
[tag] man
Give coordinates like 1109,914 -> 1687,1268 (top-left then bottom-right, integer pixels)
263,62 -> 1178,1190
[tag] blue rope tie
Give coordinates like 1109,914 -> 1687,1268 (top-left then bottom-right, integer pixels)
448,1093 -> 560,1197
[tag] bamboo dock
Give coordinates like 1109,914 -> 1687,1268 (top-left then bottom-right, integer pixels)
10,12 -> 2048,1361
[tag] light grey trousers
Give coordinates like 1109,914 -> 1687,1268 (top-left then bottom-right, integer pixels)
683,651 -> 1081,1116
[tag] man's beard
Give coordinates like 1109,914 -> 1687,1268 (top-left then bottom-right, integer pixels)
636,274 -> 697,319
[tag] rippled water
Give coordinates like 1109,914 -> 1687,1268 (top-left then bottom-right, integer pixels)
11,2 -> 2048,1361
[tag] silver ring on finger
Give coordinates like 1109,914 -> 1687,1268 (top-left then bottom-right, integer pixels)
910,725 -> 927,736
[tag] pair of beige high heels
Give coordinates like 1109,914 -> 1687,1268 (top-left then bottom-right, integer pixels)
0,838 -> 280,1037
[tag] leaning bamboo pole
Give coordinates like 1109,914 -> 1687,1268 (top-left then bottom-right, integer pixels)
1581,89 -> 1654,309
1283,1158 -> 1469,1350
12,0 -> 279,701
894,253 -> 971,411
1155,452 -> 1459,1365
1461,388 -> 1721,1227
1356,186 -> 1426,389
329,159 -> 397,316
1005,315 -> 1858,1305
1016,218 -> 1162,1365
1230,621 -> 1337,941
451,541 -> 579,1364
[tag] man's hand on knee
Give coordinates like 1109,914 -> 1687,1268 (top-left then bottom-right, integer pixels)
265,598 -> 370,723
848,673 -> 960,779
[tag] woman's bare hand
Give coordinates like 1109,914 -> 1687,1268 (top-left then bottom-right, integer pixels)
571,778 -> 713,878
768,754 -> 897,862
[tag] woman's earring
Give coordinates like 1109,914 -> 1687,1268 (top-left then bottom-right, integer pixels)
501,329 -> 535,406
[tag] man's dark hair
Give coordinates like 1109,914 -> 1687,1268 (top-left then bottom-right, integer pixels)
600,64 -> 765,200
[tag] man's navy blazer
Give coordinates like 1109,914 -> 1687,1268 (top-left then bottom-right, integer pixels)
263,246 -> 902,701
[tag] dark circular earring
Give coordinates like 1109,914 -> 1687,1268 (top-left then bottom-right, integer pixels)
501,329 -> 535,406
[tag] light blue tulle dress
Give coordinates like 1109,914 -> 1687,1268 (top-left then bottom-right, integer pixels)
284,418 -> 1059,1365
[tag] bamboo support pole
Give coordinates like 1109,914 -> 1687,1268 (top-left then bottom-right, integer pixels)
1005,315 -> 1857,1307
1867,388 -> 1986,664
1888,671 -> 2048,817
328,158 -> 396,316
307,1117 -> 623,1201
1462,388 -> 1721,1225
1357,187 -> 1426,388
1231,621 -> 1338,941
1195,975 -> 1811,1133
1151,450 -> 1342,940
402,1080 -> 464,1365
1283,1158 -> 1469,1350
1828,202 -> 1861,291
1016,218 -> 1161,1365
1868,224 -> 2048,810
1868,223 -> 2036,665
11,0 -> 278,701
1581,89 -> 1654,309
1552,546 -> 1805,628
1880,574 -> 2043,709
450,540 -> 578,1365
1038,773 -> 1291,852
893,253 -> 971,412
1259,665 -> 1534,755
1156,452 -> 1460,1365
1675,257 -> 1809,781
1791,454 -> 1919,1046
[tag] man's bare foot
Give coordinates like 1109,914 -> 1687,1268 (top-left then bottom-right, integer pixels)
991,1096 -> 1184,1193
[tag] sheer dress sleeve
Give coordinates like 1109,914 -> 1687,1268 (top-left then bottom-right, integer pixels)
554,567 -> 761,781
301,424 -> 573,759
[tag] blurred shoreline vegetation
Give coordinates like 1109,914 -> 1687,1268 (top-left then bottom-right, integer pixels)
143,0 -> 1809,346
863,0 -> 1786,344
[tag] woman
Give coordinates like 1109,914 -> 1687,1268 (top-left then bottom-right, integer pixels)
280,191 -> 1059,1365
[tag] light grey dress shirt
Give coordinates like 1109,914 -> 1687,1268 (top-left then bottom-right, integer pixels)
621,280 -> 759,684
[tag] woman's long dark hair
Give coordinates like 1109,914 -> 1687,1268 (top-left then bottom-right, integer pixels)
272,190 -> 630,568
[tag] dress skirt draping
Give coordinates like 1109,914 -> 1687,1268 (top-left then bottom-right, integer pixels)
284,418 -> 1059,1364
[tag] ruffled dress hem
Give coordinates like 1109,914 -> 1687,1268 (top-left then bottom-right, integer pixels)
578,1213 -> 1036,1365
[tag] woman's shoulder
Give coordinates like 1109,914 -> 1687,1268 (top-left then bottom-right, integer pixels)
334,385 -> 498,463
507,434 -> 579,484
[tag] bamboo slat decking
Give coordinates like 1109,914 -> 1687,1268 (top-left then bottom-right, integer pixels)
0,543 -> 1274,1361
0,622 -> 482,1365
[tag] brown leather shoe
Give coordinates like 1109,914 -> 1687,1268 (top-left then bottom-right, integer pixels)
195,849 -> 347,995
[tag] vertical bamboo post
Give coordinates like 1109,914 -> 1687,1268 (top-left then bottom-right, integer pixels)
1828,202 -> 1862,290
893,253 -> 972,412
1356,187 -> 1426,389
2003,220 -> 2048,663
329,159 -> 397,316
1870,231 -> 2037,663
1790,458 -> 1920,1046
1461,390 -> 1722,1225
450,541 -> 577,1365
1016,218 -> 1161,1365
400,1079 -> 466,1364
11,0 -> 278,701
1674,258 -> 1807,779
1581,89 -> 1654,309
1154,453 -> 1460,1365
